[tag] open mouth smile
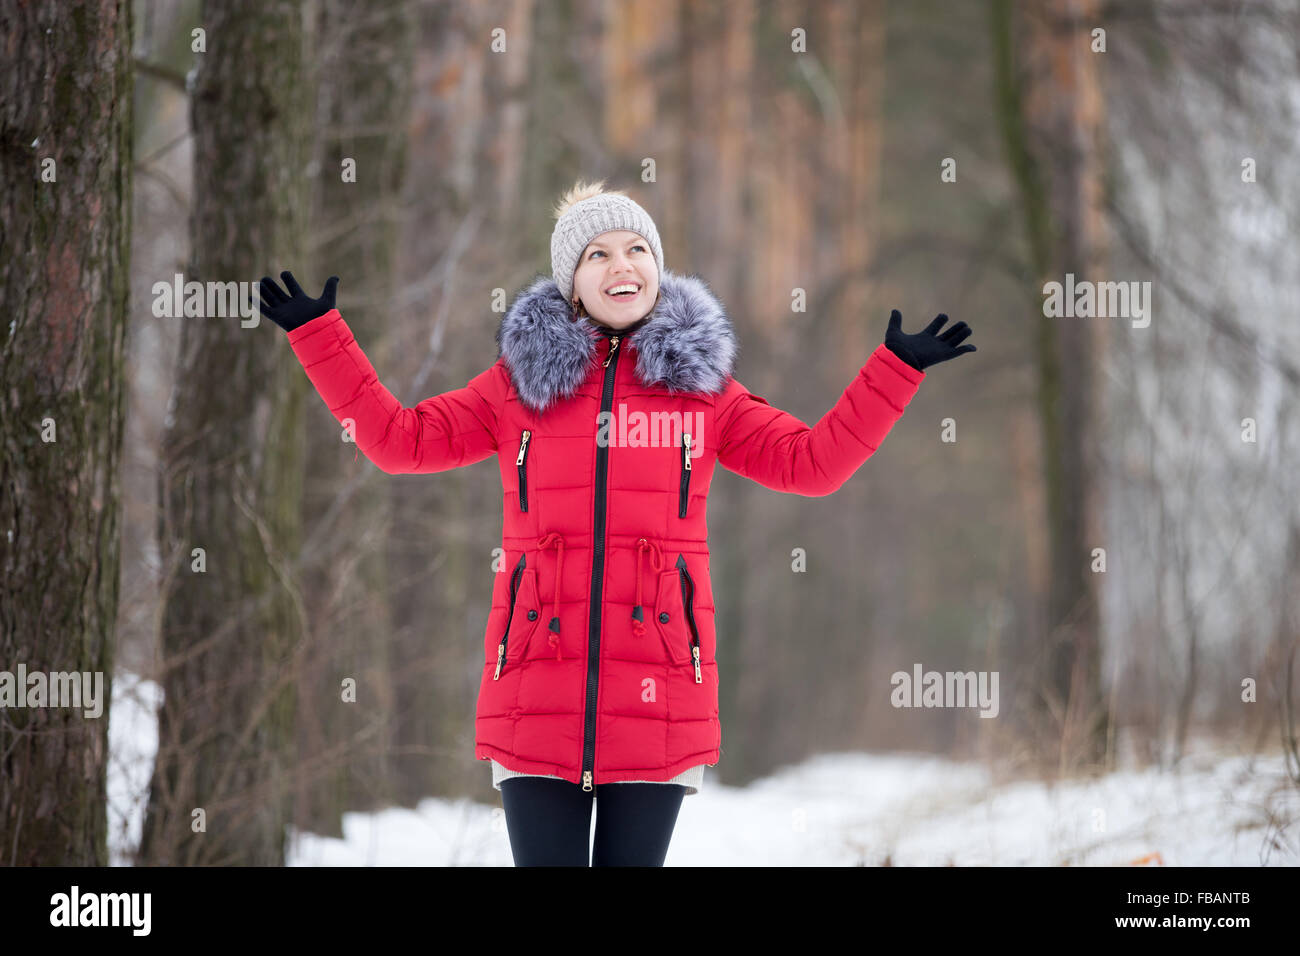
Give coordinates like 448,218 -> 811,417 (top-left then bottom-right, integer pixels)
604,282 -> 641,301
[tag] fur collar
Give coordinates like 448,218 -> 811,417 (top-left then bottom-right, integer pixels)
496,269 -> 737,414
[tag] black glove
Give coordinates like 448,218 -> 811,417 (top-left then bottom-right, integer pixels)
259,271 -> 339,333
884,309 -> 975,371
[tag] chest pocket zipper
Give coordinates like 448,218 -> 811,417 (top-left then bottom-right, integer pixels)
675,554 -> 702,683
516,429 -> 531,512
678,431 -> 692,518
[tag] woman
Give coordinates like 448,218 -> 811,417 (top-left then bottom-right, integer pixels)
259,180 -> 975,866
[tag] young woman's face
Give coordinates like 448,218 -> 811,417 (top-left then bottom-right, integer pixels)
571,230 -> 659,330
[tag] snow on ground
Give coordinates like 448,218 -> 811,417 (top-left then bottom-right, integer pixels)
109,672 -> 1299,866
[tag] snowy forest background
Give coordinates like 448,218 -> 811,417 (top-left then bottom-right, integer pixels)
2,0 -> 1298,866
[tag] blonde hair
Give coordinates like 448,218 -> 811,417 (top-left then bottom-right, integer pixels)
551,179 -> 628,221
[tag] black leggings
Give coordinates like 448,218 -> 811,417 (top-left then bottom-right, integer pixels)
500,776 -> 687,866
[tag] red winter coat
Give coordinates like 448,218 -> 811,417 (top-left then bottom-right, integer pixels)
287,269 -> 925,790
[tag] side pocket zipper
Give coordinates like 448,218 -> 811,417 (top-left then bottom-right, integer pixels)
516,429 -> 531,512
675,553 -> 702,683
678,431 -> 692,518
494,553 -> 527,680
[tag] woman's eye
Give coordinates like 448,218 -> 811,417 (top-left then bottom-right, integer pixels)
589,245 -> 645,259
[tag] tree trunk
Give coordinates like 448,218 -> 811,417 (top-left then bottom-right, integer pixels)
291,0 -> 415,837
0,0 -> 132,867
140,0 -> 309,866
991,0 -> 1109,773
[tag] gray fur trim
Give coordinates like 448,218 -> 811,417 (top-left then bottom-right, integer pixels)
496,269 -> 736,415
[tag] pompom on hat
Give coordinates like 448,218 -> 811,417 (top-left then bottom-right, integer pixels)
550,180 -> 664,304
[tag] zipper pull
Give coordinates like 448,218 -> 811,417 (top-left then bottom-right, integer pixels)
494,642 -> 505,680
603,336 -> 620,368
683,432 -> 692,470
582,770 -> 593,791
692,645 -> 702,683
515,429 -> 530,466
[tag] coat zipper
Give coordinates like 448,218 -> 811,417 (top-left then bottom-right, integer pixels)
678,431 -> 692,518
493,553 -> 527,680
516,429 -> 531,511
583,334 -> 621,791
676,554 -> 702,683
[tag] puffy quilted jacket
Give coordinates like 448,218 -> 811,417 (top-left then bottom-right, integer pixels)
286,269 -> 925,790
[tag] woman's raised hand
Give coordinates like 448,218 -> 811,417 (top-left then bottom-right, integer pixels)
883,309 -> 976,371
259,271 -> 340,333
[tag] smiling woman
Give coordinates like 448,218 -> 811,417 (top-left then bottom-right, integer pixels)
265,176 -> 966,866
571,230 -> 661,330
550,182 -> 663,332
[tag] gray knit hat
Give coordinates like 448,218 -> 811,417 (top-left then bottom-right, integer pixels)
550,192 -> 664,304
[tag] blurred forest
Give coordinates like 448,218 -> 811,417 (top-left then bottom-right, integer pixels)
2,0 -> 1298,866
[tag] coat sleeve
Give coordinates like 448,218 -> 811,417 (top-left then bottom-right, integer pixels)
286,309 -> 506,475
714,343 -> 924,496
